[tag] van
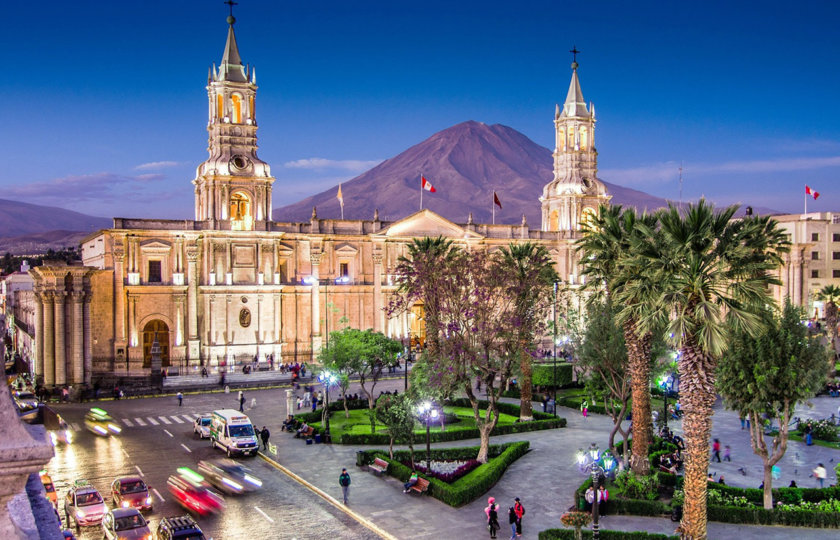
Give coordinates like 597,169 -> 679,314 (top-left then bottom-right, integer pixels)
209,409 -> 258,457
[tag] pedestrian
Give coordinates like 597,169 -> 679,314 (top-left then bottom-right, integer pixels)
581,400 -> 588,420
485,497 -> 499,539
239,391 -> 245,412
513,497 -> 525,537
311,393 -> 317,412
176,391 -> 183,406
597,485 -> 609,516
813,463 -> 827,488
712,439 -> 722,462
804,421 -> 814,446
507,506 -> 517,540
584,485 -> 595,512
339,468 -> 351,504
114,385 -> 121,400
250,397 -> 257,409
723,445 -> 731,462
260,426 -> 270,450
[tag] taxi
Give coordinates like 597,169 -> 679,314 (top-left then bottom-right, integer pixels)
40,470 -> 57,507
84,408 -> 122,436
64,480 -> 107,529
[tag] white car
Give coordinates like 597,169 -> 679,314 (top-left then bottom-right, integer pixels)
194,415 -> 212,439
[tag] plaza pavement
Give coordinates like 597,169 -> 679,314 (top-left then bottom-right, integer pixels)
236,376 -> 840,539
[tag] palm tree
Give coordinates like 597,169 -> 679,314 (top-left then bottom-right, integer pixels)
395,236 -> 457,355
816,284 -> 840,365
497,242 -> 558,421
631,200 -> 788,540
577,205 -> 659,475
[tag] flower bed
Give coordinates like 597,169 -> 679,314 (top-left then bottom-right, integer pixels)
405,459 -> 481,483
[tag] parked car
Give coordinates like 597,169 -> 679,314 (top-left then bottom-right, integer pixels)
111,476 -> 153,512
64,480 -> 106,529
101,507 -> 151,539
193,415 -> 212,439
154,515 -> 206,540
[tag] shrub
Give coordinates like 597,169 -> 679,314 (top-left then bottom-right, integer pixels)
539,529 -> 677,539
532,363 -> 575,388
796,418 -> 839,442
614,471 -> 660,501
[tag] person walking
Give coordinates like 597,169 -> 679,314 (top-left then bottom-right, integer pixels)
176,391 -> 183,406
813,463 -> 827,488
581,400 -> 588,420
804,421 -> 814,446
339,468 -> 351,504
485,497 -> 499,539
723,445 -> 731,462
597,485 -> 609,516
238,391 -> 245,412
507,506 -> 517,540
260,426 -> 270,450
513,497 -> 525,537
712,439 -> 722,462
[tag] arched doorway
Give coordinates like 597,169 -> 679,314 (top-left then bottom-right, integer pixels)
409,303 -> 426,349
229,191 -> 253,231
142,320 -> 170,368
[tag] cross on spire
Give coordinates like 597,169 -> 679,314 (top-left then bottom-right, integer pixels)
225,0 -> 238,20
570,46 -> 580,63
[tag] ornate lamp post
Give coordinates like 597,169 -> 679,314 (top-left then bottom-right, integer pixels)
576,443 -> 616,539
318,370 -> 338,443
552,281 -> 559,417
416,401 -> 440,471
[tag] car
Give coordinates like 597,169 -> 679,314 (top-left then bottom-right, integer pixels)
166,468 -> 224,516
154,515 -> 206,540
84,408 -> 122,436
63,480 -> 107,529
44,407 -> 73,446
13,390 -> 39,412
193,415 -> 211,439
101,507 -> 152,539
40,470 -> 57,507
111,476 -> 153,512
196,459 -> 263,494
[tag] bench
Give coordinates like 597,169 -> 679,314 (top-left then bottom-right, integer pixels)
295,426 -> 315,439
368,458 -> 389,475
409,478 -> 430,495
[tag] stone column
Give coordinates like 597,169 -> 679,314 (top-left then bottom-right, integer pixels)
373,252 -> 383,332
71,291 -> 84,384
186,246 -> 199,340
42,293 -> 55,387
54,292 -> 66,386
310,254 -> 321,342
274,293 -> 281,345
114,245 -> 126,342
34,293 -> 44,384
792,250 -> 803,307
285,389 -> 295,414
83,294 -> 92,385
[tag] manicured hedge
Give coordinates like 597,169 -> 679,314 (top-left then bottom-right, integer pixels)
339,398 -> 565,445
539,530 -> 678,540
357,441 -> 530,507
706,504 -> 840,528
532,363 -> 575,388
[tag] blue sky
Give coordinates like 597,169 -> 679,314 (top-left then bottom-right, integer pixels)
2,0 -> 839,219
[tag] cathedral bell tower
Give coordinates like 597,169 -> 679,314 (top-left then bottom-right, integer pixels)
540,54 -> 610,232
192,12 -> 274,230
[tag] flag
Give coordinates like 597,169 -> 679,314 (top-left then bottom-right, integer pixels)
493,191 -> 502,209
337,183 -> 344,206
421,176 -> 436,192
806,185 -> 820,200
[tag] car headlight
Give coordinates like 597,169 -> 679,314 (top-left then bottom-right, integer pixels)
93,425 -> 108,435
221,477 -> 243,491
65,430 -> 73,444
108,424 -> 122,434
49,432 -> 57,446
75,510 -> 85,519
145,497 -> 152,505
243,474 -> 263,487
122,501 -> 129,508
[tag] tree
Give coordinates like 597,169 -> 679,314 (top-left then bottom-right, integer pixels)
816,284 -> 840,365
630,200 -> 789,540
375,393 -> 417,462
577,299 -> 631,467
718,299 -> 826,509
578,204 -> 659,475
318,330 -> 354,418
497,242 -> 558,421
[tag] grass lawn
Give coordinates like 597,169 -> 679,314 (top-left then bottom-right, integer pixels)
311,406 -> 519,439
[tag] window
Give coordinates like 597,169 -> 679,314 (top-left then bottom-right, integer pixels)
834,233 -> 840,242
812,251 -> 820,260
812,233 -> 820,241
834,252 -> 840,260
339,262 -> 349,277
834,270 -> 840,278
811,269 -> 820,279
148,261 -> 162,283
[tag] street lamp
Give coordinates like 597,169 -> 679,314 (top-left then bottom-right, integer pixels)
576,443 -> 617,539
552,281 -> 559,418
658,372 -> 678,431
417,401 -> 440,471
318,370 -> 338,443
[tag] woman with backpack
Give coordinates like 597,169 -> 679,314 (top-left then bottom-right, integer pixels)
484,497 -> 500,538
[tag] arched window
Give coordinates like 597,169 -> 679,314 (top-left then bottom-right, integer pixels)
580,127 -> 588,150
559,128 -> 566,151
231,94 -> 242,124
549,210 -> 559,231
217,94 -> 224,120
229,191 -> 253,231
581,207 -> 597,229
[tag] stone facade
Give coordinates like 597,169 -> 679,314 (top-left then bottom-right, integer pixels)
28,15 -> 609,385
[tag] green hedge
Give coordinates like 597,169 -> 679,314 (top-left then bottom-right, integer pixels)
340,398 -> 565,445
357,441 -> 530,507
539,529 -> 677,540
532,363 -> 575,388
707,504 -> 840,528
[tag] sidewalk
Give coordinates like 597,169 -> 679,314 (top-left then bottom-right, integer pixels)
242,378 -> 840,539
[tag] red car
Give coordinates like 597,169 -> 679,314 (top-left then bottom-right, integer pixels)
166,468 -> 224,517
111,476 -> 153,512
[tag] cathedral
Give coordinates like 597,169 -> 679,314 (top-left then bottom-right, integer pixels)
28,15 -> 610,386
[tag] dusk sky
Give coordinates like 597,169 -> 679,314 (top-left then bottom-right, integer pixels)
2,0 -> 839,219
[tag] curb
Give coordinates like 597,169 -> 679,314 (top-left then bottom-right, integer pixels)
257,451 -> 397,540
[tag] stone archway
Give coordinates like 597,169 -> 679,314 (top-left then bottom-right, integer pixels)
142,320 -> 170,368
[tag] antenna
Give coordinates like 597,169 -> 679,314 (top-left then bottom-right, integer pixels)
678,162 -> 684,207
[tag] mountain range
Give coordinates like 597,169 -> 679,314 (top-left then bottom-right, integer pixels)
0,121 -> 773,255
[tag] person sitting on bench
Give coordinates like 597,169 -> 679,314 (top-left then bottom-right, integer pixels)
295,422 -> 310,438
281,415 -> 295,432
403,472 -> 419,493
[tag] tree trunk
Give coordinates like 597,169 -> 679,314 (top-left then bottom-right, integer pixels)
389,436 -> 394,459
624,321 -> 653,475
341,387 -> 350,418
368,396 -> 376,434
477,424 -> 493,463
762,464 -> 774,509
678,344 -> 717,540
519,348 -> 534,421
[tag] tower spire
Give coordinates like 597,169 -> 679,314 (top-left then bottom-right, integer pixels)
219,2 -> 246,82
562,47 -> 588,118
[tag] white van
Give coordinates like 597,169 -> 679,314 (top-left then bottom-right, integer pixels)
209,409 -> 259,457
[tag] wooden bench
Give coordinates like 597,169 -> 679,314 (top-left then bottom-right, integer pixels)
368,458 -> 389,475
295,426 -> 315,439
409,478 -> 430,495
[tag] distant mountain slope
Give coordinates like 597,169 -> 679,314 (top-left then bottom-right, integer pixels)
0,199 -> 110,237
274,121 -> 678,224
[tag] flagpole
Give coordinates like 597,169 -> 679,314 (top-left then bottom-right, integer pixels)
492,191 -> 495,225
805,191 -> 807,215
420,174 -> 423,210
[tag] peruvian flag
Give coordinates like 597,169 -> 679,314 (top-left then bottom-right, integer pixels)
806,185 -> 820,200
421,176 -> 437,192
494,191 -> 502,209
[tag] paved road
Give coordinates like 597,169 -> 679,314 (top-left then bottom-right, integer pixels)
49,396 -> 380,540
